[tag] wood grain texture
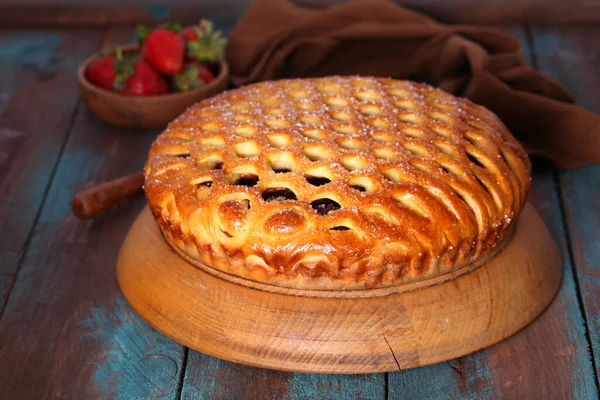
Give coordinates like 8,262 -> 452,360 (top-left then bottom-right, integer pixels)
389,358 -> 494,399
0,28 -> 102,313
181,352 -> 385,399
530,25 -> 600,386
117,203 -> 561,374
0,26 -> 185,400
0,103 -> 184,400
2,1 -> 600,25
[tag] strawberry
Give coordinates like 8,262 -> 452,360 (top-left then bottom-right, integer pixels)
118,60 -> 169,96
86,54 -> 119,90
184,20 -> 227,64
139,27 -> 185,74
87,48 -> 168,96
172,61 -> 215,92
181,25 -> 199,42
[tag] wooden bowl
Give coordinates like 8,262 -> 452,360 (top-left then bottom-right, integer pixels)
116,203 -> 562,373
77,44 -> 229,130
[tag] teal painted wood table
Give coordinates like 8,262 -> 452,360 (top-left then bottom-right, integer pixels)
0,10 -> 599,399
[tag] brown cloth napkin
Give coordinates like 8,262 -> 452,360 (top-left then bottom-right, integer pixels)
226,0 -> 600,168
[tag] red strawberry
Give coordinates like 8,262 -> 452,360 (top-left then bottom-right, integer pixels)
172,61 -> 215,92
181,26 -> 199,42
86,54 -> 119,90
119,60 -> 169,96
141,28 -> 185,74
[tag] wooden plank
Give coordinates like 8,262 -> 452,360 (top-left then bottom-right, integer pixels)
181,352 -> 385,399
1,1 -> 600,26
388,359 -> 493,399
560,165 -> 600,381
0,4 -> 249,28
388,26 -> 598,399
0,28 -> 103,313
530,25 -> 600,385
0,276 -> 11,312
0,26 -> 186,399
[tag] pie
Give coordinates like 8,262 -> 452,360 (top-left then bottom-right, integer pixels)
144,76 -> 531,290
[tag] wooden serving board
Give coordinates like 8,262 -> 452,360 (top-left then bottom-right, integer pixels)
116,203 -> 562,374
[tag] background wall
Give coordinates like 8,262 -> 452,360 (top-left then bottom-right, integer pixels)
1,0 -> 600,26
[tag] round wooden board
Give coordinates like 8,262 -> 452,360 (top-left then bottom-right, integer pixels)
117,203 -> 562,374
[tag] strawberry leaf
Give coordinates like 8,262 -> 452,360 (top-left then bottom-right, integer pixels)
186,19 -> 227,63
112,55 -> 136,91
137,25 -> 152,44
173,64 -> 205,92
157,22 -> 182,33
113,75 -> 128,92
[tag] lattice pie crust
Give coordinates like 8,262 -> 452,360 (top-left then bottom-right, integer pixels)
144,77 -> 531,290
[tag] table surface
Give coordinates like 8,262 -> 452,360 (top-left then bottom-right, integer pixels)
0,19 -> 599,400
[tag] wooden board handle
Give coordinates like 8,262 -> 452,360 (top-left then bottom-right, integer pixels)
71,172 -> 144,220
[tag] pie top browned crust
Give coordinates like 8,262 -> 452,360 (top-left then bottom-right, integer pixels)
144,76 -> 531,290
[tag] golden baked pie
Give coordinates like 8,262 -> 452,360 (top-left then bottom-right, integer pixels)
144,76 -> 531,290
